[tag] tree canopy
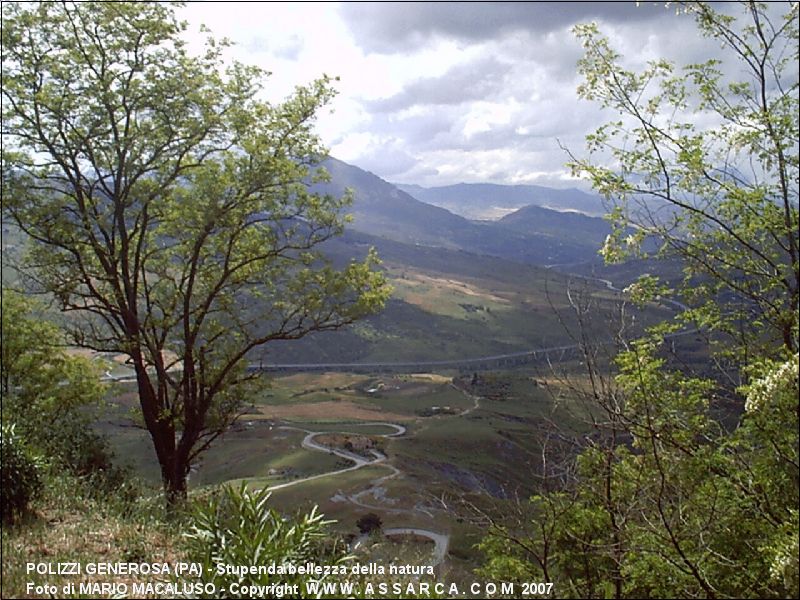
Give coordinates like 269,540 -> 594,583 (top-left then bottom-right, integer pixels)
571,1 -> 798,362
480,2 -> 799,597
1,1 -> 390,503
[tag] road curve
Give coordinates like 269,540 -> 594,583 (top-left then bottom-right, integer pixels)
384,528 -> 449,567
264,422 -> 449,567
561,271 -> 689,312
266,423 -> 405,491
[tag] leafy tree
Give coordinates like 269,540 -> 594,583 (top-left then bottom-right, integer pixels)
480,2 -> 799,597
569,1 -> 798,362
1,290 -> 114,479
1,2 -> 389,504
481,339 -> 799,597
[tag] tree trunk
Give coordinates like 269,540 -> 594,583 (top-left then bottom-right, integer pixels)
163,462 -> 188,508
130,351 -> 186,508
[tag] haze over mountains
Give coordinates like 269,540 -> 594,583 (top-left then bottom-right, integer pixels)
256,157 -> 660,366
396,182 -> 607,220
4,154 -> 632,368
314,157 -> 611,268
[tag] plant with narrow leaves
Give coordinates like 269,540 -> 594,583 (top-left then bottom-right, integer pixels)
1,423 -> 42,524
184,483 -> 349,598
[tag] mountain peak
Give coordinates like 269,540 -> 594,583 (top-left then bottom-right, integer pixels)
314,157 -> 607,266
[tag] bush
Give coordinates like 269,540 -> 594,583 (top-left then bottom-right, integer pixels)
41,412 -> 128,489
2,290 -> 123,489
184,483 -> 349,597
356,512 -> 383,535
1,423 -> 42,524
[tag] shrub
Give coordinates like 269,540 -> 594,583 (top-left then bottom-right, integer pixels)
356,512 -> 383,535
184,483 -> 348,597
1,423 -> 42,524
42,412 -> 128,489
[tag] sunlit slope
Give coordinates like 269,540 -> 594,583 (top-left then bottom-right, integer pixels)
257,230 -> 672,365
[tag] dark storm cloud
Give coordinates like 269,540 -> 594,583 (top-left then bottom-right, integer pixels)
339,2 -> 674,53
367,56 -> 512,112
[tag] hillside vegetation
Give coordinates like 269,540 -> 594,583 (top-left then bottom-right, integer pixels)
1,1 -> 797,599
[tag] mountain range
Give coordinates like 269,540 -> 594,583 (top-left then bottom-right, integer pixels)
254,157 -> 669,365
5,155 -> 657,366
313,158 -> 611,268
396,181 -> 607,219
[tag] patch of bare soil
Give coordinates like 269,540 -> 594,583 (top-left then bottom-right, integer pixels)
257,401 -> 412,422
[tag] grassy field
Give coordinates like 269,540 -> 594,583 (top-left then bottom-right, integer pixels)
94,234 -> 691,572
255,234 -> 674,366
100,363 -> 606,573
106,368 -> 596,490
282,422 -> 407,435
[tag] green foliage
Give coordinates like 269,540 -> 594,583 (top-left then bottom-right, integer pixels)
737,355 -> 800,597
480,350 -> 799,598
1,1 -> 390,502
0,290 -> 119,482
571,2 -> 799,361
0,423 -> 43,525
480,3 -> 799,597
184,483 -> 347,597
0,291 -> 105,415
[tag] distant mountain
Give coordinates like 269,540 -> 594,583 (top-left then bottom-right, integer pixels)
315,158 -> 476,250
314,158 -> 603,266
495,203 -> 612,248
396,182 -> 606,220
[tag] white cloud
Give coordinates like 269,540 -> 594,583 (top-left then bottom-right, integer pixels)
175,1 -> 763,190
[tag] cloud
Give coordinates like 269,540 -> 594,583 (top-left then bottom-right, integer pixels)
339,2 -> 676,54
243,34 -> 304,60
178,1 -> 761,190
367,56 -> 512,112
332,134 -> 420,178
273,35 -> 304,60
331,2 -> 754,189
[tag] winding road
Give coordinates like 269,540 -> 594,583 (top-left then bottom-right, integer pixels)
267,423 -> 404,491
383,529 -> 449,567
562,270 -> 689,312
99,267 -> 692,566
265,420 -> 452,566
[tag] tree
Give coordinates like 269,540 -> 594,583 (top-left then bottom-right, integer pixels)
1,290 -> 114,479
1,2 -> 389,504
480,2 -> 799,596
569,1 -> 798,363
480,349 -> 799,597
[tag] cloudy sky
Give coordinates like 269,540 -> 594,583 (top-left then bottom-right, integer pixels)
177,2 -> 739,189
